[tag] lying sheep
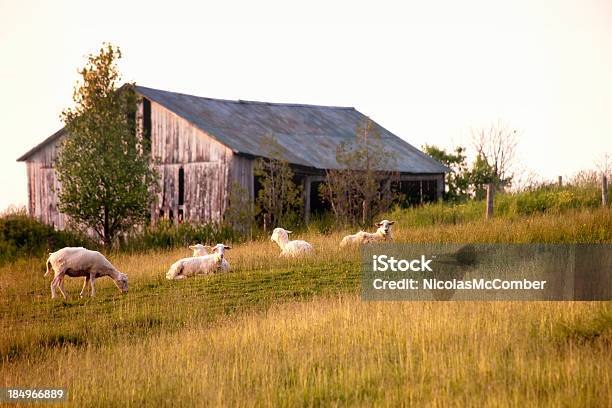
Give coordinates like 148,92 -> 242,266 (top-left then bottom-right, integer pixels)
189,244 -> 212,257
166,243 -> 231,280
188,243 -> 230,272
45,247 -> 128,299
339,220 -> 395,248
271,228 -> 313,257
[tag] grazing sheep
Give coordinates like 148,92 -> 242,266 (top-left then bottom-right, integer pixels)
339,220 -> 395,248
45,247 -> 128,299
166,243 -> 231,280
271,228 -> 313,257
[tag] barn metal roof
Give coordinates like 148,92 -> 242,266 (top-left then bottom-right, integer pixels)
18,85 -> 448,173
135,86 -> 447,173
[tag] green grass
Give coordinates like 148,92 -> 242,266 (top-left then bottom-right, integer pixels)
386,184 -> 604,228
1,207 -> 611,406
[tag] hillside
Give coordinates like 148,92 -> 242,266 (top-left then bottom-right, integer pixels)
1,207 -> 611,406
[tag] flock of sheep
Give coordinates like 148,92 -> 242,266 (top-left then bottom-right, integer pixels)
44,220 -> 395,299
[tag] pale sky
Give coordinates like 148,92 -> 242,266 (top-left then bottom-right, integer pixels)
1,0 -> 611,211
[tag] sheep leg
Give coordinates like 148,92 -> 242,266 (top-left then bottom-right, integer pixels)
89,273 -> 96,297
57,275 -> 68,300
50,275 -> 59,299
80,276 -> 90,298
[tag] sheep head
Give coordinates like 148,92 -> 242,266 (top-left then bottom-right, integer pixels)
271,228 -> 291,245
211,244 -> 231,263
114,272 -> 129,293
189,244 -> 212,257
375,220 -> 395,237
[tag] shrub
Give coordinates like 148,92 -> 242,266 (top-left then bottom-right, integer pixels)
0,211 -> 91,265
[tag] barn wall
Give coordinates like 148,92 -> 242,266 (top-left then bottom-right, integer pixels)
229,154 -> 254,200
26,139 -> 68,230
148,100 -> 236,224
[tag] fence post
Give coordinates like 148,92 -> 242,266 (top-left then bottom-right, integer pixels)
558,176 -> 563,187
603,175 -> 609,207
486,183 -> 495,219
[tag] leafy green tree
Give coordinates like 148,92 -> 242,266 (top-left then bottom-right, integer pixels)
56,44 -> 158,246
321,119 -> 399,226
253,135 -> 302,228
469,154 -> 497,200
423,145 -> 470,202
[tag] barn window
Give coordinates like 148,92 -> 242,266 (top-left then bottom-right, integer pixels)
310,181 -> 331,215
143,98 -> 152,144
178,167 -> 184,206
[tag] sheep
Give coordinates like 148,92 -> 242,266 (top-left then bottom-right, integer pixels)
45,247 -> 128,299
270,228 -> 314,257
189,244 -> 213,257
166,243 -> 231,280
339,220 -> 395,248
187,243 -> 230,272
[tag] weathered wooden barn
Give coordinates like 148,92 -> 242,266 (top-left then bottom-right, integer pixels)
18,86 -> 448,229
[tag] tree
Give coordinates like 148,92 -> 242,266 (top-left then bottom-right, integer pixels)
56,44 -> 158,246
422,145 -> 470,202
469,154 -> 497,199
320,119 -> 399,226
471,120 -> 519,189
253,135 -> 302,229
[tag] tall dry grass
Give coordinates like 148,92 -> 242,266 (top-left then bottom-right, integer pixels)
1,207 -> 611,406
2,297 -> 610,407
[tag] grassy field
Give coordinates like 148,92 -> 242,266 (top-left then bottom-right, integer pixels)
1,208 -> 611,406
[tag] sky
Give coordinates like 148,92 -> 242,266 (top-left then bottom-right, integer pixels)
1,0 -> 611,211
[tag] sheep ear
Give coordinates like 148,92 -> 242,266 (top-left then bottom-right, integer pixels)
389,221 -> 395,225
286,230 -> 293,234
375,223 -> 382,227
224,245 -> 232,250
189,245 -> 197,250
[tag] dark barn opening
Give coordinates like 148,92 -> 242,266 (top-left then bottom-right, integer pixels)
143,98 -> 152,144
178,167 -> 184,206
253,175 -> 263,204
310,181 -> 331,215
396,179 -> 439,207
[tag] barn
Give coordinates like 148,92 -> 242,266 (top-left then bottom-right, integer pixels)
17,86 -> 448,229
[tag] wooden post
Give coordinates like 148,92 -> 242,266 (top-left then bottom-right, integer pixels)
558,176 -> 563,187
486,183 -> 495,219
603,175 -> 608,207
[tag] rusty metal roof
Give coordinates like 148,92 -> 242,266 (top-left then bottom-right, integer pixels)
18,85 -> 448,174
135,86 -> 448,173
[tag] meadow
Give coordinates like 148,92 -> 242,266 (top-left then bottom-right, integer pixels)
1,206 -> 611,406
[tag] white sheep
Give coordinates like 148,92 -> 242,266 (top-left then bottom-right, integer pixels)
189,244 -> 213,256
339,220 -> 395,248
188,243 -> 230,272
271,228 -> 313,257
166,243 -> 231,280
45,247 -> 128,299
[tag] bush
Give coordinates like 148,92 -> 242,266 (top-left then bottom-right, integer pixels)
507,185 -> 600,215
0,211 -> 91,265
